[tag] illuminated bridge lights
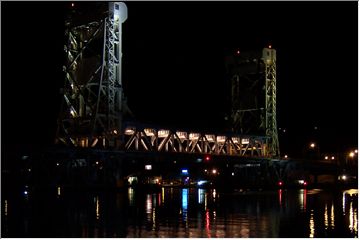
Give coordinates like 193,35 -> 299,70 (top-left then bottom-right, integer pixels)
206,135 -> 215,142
189,133 -> 200,140
176,131 -> 187,139
144,128 -> 155,136
158,129 -> 170,138
216,136 -> 226,143
123,124 -> 268,157
125,127 -> 135,135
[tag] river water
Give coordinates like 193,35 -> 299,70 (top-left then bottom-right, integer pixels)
2,187 -> 358,238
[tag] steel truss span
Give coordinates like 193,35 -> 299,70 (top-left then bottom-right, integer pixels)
123,124 -> 269,157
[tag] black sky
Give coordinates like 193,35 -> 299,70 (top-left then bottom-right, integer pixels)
1,1 -> 358,157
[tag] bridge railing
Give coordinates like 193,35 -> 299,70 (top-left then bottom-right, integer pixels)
123,123 -> 269,157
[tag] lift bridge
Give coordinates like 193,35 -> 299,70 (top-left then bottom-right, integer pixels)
56,2 -> 280,159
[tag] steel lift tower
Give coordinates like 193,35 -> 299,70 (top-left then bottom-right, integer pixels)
56,2 -> 128,148
226,47 -> 280,157
263,47 -> 280,157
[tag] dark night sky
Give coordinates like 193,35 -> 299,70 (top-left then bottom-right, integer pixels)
1,1 -> 358,157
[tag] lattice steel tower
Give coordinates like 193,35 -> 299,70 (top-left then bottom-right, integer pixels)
226,47 -> 280,157
56,2 -> 128,148
263,48 -> 280,157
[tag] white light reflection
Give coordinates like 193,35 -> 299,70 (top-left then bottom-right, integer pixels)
128,187 -> 135,206
324,204 -> 328,230
95,196 -> 100,220
161,187 -> 165,204
146,194 -> 152,214
299,189 -> 307,211
354,207 -> 358,234
212,189 -> 216,200
146,194 -> 153,226
4,200 -> 8,216
152,207 -> 156,230
57,186 -> 61,196
349,201 -> 358,234
299,189 -> 304,209
342,192 -> 346,215
309,210 -> 315,238
198,188 -> 205,204
349,201 -> 354,232
330,203 -> 335,228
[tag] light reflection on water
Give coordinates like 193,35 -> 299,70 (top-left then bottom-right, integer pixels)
324,204 -> 328,229
128,187 -> 135,206
331,202 -> 335,228
4,199 -> 8,216
299,189 -> 306,211
95,196 -> 100,220
343,189 -> 358,236
2,187 -> 358,238
124,188 -> 358,238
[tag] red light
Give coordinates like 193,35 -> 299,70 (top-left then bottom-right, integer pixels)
268,44 -> 272,49
278,181 -> 283,186
236,50 -> 240,55
304,181 -> 307,186
71,3 -> 75,7
205,156 -> 210,161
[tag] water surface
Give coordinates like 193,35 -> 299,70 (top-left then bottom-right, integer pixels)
2,187 -> 358,237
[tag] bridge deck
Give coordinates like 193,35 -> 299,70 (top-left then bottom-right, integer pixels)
123,122 -> 270,158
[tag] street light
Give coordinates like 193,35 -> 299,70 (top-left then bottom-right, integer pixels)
349,152 -> 355,158
306,142 -> 321,160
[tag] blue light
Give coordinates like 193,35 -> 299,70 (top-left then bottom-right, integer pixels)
197,180 -> 208,186
182,189 -> 188,211
181,169 -> 188,175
